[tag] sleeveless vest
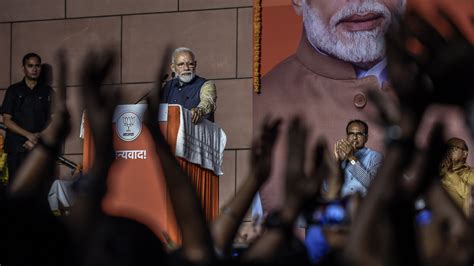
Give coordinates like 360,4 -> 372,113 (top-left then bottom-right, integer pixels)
161,75 -> 214,122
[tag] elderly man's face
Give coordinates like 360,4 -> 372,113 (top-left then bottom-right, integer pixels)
297,0 -> 405,68
172,51 -> 196,83
448,146 -> 467,163
447,139 -> 468,163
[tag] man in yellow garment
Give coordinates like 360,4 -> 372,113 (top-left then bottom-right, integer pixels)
441,138 -> 474,215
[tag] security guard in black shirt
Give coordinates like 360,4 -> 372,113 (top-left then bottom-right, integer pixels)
2,53 -> 53,184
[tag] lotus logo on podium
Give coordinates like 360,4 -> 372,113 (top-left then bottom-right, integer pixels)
116,112 -> 142,141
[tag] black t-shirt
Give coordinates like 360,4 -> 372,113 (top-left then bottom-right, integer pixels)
2,79 -> 53,153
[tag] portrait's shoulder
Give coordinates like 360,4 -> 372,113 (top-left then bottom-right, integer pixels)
262,54 -> 299,82
260,54 -> 305,94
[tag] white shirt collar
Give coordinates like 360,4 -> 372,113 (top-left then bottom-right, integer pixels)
355,58 -> 388,85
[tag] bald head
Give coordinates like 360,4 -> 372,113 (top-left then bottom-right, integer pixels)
446,138 -> 469,165
447,138 -> 468,151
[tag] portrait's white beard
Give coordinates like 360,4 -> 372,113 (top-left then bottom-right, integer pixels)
302,0 -> 400,66
177,71 -> 195,83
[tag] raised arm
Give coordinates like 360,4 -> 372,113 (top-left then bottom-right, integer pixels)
68,50 -> 118,234
145,83 -> 215,264
243,118 -> 323,262
406,0 -> 474,44
211,118 -> 281,256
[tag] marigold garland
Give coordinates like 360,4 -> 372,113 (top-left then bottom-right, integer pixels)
253,0 -> 262,94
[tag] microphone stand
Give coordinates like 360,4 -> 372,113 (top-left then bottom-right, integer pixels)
134,73 -> 172,104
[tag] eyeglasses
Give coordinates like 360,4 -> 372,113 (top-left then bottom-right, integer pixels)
175,61 -> 196,68
347,132 -> 367,138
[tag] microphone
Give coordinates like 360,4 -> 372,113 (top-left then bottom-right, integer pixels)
57,155 -> 80,170
134,73 -> 171,104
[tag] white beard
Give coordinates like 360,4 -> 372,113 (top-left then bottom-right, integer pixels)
302,0 -> 402,65
177,72 -> 195,83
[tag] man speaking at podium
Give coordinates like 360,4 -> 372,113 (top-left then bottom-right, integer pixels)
161,47 -> 217,124
159,47 -> 223,224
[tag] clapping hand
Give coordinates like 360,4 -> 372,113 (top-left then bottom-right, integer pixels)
406,0 -> 474,44
251,117 -> 281,184
285,118 -> 323,207
42,49 -> 71,147
334,139 -> 354,162
80,49 -> 118,158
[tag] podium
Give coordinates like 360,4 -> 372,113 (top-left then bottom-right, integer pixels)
82,104 -> 225,245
